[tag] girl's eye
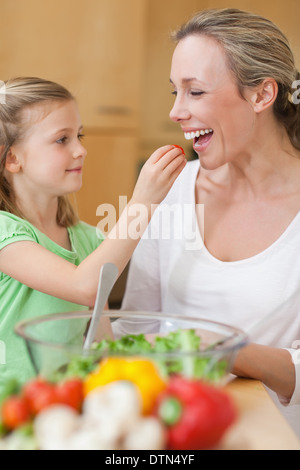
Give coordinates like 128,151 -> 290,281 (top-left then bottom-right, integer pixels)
56,134 -> 84,144
56,136 -> 67,144
171,90 -> 177,96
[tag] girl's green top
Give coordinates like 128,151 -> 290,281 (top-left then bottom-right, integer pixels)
0,211 -> 104,392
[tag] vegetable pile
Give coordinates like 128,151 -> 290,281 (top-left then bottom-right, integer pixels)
0,329 -> 237,450
55,329 -> 228,382
0,377 -> 83,450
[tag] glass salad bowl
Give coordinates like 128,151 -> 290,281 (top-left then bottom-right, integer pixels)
15,310 -> 248,385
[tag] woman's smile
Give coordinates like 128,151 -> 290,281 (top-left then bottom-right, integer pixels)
183,128 -> 214,153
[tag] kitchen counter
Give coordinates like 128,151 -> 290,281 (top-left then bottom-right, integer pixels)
219,378 -> 300,450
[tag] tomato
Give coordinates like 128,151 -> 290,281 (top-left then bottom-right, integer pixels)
23,379 -> 58,415
173,145 -> 185,154
1,395 -> 31,430
56,379 -> 83,412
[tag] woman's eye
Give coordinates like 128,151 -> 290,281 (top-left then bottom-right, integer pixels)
190,91 -> 204,97
171,90 -> 204,97
78,133 -> 85,141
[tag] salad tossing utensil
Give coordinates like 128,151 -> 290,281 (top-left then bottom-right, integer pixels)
83,263 -> 118,351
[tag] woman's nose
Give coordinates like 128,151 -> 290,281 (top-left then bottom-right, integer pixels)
169,97 -> 191,123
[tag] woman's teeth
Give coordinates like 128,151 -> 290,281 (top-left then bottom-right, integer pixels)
184,129 -> 213,140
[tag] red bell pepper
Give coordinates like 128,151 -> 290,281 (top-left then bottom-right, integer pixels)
156,376 -> 236,450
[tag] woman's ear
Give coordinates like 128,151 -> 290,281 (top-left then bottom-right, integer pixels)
5,149 -> 21,174
248,79 -> 278,113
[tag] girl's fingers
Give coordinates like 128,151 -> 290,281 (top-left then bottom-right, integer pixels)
132,145 -> 186,207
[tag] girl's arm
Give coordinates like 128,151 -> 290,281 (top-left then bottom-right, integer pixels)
0,145 -> 186,307
232,343 -> 295,400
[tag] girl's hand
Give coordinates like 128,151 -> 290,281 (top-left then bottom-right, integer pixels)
131,145 -> 186,207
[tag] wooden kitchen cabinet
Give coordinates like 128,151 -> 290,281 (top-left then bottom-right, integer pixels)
0,0 -> 146,230
0,0 -> 147,305
0,0 -> 147,129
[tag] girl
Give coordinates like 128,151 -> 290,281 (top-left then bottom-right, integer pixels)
0,77 -> 186,389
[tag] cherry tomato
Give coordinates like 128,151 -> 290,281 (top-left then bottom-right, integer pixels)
1,395 -> 31,430
56,379 -> 84,412
23,379 -> 58,415
173,145 -> 185,154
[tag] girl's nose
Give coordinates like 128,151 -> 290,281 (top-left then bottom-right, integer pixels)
73,142 -> 87,159
169,97 -> 191,123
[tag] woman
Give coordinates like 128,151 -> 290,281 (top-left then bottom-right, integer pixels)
120,9 -> 300,435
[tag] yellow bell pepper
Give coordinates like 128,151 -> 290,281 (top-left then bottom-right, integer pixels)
84,357 -> 167,415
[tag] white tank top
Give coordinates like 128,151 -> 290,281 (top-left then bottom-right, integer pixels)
139,160 -> 300,347
121,160 -> 300,436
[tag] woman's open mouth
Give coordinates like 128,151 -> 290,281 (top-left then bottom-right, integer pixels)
184,128 -> 214,153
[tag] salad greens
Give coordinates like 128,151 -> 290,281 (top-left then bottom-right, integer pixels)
54,329 -> 228,382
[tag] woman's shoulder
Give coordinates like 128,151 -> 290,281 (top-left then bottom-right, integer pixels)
174,158 -> 199,187
163,158 -> 200,203
182,158 -> 200,176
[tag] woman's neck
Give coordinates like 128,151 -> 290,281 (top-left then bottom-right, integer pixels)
225,118 -> 300,200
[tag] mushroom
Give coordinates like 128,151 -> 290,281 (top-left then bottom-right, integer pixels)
123,416 -> 166,450
34,405 -> 79,450
83,381 -> 141,437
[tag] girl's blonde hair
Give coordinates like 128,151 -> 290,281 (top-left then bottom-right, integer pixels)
172,8 -> 300,151
0,76 -> 79,226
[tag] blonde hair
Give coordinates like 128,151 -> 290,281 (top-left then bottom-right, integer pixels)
0,76 -> 79,226
172,8 -> 300,151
